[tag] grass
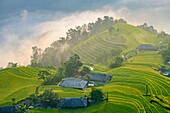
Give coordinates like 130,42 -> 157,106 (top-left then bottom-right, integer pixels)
127,51 -> 163,68
72,23 -> 161,65
0,54 -> 169,113
29,51 -> 170,113
1,23 -> 170,112
0,67 -> 42,106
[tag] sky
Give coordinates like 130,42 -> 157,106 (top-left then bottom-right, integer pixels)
0,0 -> 170,67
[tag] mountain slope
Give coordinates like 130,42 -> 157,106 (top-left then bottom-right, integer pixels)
0,67 -> 42,106
30,51 -> 170,113
72,23 -> 162,64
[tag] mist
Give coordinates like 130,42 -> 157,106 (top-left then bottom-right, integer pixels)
0,1 -> 170,67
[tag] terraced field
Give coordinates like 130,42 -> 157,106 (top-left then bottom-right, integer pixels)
127,51 -> 163,68
72,23 -> 161,64
30,51 -> 170,113
0,67 -> 42,106
1,22 -> 169,112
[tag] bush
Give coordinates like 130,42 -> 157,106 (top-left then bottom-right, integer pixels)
39,89 -> 59,107
109,57 -> 123,68
90,88 -> 104,102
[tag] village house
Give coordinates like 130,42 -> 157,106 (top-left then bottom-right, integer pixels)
57,97 -> 87,109
0,105 -> 17,113
137,44 -> 157,51
159,67 -> 170,76
58,78 -> 87,90
89,73 -> 111,82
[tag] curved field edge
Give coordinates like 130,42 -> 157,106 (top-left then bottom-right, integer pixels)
0,67 -> 42,106
29,63 -> 170,113
71,23 -> 162,64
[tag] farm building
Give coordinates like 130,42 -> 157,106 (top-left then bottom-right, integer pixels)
89,73 -> 111,82
58,78 -> 87,89
137,44 -> 157,51
0,105 -> 17,113
159,67 -> 170,76
58,98 -> 87,109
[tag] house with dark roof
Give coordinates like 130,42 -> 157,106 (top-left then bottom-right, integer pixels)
57,97 -> 87,109
137,44 -> 157,51
58,78 -> 87,90
159,67 -> 170,76
0,105 -> 17,113
89,73 -> 111,82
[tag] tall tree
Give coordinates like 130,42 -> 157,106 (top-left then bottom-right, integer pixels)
64,54 -> 83,77
31,46 -> 42,68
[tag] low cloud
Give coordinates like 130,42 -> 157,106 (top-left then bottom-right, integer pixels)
0,2 -> 170,67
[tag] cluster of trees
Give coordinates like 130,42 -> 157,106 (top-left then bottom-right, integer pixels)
38,89 -> 59,107
137,23 -> 170,38
30,16 -> 127,68
108,47 -> 124,68
16,88 -> 105,111
7,62 -> 17,68
38,54 -> 89,85
109,56 -> 124,68
160,43 -> 170,64
137,23 -> 158,35
16,89 -> 59,112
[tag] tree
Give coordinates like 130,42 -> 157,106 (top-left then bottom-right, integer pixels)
164,56 -> 170,64
108,26 -> 114,34
31,46 -> 42,68
64,54 -> 83,77
160,48 -> 170,64
7,62 -> 17,68
17,103 -> 27,113
30,94 -> 39,105
158,31 -> 168,38
109,57 -> 124,68
38,70 -> 51,80
39,89 -> 59,107
82,66 -> 90,74
90,88 -> 104,102
79,66 -> 91,76
38,70 -> 54,85
58,66 -> 65,77
12,97 -> 16,105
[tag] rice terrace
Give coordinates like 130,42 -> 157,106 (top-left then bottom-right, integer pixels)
0,1 -> 170,113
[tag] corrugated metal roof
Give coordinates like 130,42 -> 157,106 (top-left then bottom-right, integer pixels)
137,44 -> 157,50
90,73 -> 111,82
58,98 -> 87,109
0,106 -> 16,113
58,78 -> 87,89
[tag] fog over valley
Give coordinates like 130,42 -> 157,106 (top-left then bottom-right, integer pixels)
0,0 -> 170,67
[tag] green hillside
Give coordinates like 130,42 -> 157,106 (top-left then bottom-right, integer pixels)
0,67 -> 42,106
127,51 -> 163,67
72,23 -> 162,64
30,51 -> 170,113
1,22 -> 170,113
